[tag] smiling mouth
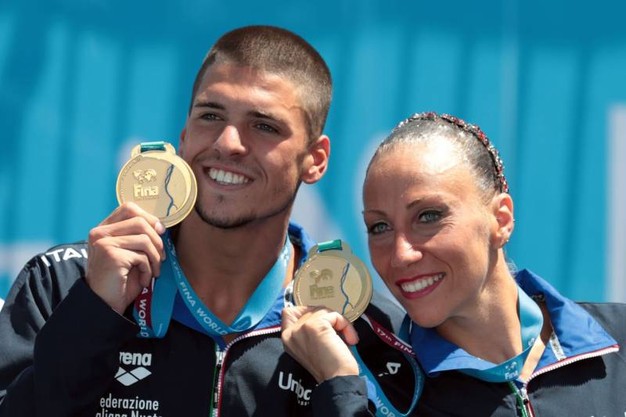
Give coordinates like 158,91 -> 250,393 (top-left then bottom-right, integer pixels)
399,273 -> 444,293
208,168 -> 251,185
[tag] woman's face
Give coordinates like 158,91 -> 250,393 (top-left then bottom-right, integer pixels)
363,140 -> 502,328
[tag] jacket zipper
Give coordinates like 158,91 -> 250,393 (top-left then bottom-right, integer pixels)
507,344 -> 619,417
210,347 -> 225,417
529,345 -> 618,379
508,382 -> 535,417
208,326 -> 282,417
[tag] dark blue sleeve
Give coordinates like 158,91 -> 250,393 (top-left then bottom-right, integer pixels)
0,254 -> 137,417
312,375 -> 374,417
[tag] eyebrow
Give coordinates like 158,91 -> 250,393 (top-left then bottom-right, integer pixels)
249,109 -> 284,124
362,198 -> 428,216
406,199 -> 426,211
193,101 -> 225,110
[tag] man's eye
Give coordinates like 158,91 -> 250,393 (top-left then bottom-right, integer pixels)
200,113 -> 222,121
367,222 -> 391,235
255,123 -> 279,134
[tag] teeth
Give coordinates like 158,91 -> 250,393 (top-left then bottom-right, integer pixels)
209,168 -> 250,185
400,273 -> 443,293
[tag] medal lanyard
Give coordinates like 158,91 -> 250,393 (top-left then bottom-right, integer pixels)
133,237 -> 178,338
350,316 -> 423,417
134,230 -> 291,337
458,288 -> 543,382
411,287 -> 543,383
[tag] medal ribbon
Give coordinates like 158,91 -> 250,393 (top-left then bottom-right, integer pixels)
134,230 -> 291,337
411,287 -> 543,382
140,141 -> 167,151
132,141 -> 176,338
350,316 -> 423,417
133,253 -> 178,338
459,288 -> 543,382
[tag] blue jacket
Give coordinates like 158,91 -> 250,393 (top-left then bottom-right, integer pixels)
413,269 -> 626,416
0,223 -> 418,417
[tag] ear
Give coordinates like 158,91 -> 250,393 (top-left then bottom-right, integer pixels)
178,128 -> 187,156
301,135 -> 330,184
491,192 -> 514,248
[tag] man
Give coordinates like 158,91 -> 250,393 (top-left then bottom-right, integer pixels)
0,26 -> 413,416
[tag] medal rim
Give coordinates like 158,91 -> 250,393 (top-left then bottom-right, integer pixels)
116,145 -> 197,228
293,247 -> 373,322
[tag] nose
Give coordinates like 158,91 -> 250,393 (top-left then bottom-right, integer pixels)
214,125 -> 247,156
390,233 -> 422,268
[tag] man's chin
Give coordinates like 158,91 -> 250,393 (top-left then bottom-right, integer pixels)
194,207 -> 252,229
193,193 -> 295,230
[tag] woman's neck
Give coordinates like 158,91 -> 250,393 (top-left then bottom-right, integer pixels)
435,270 -> 551,378
437,271 -> 523,364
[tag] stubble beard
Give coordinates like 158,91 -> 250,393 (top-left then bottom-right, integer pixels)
193,183 -> 301,230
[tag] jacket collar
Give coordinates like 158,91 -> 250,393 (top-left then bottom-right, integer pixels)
249,222 -> 316,330
411,269 -> 617,377
516,269 -> 617,368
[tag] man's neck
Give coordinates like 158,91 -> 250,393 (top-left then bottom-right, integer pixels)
172,213 -> 295,325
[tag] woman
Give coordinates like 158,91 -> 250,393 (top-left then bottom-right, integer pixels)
282,112 -> 626,416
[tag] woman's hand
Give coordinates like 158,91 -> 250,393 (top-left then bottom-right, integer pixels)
281,305 -> 360,383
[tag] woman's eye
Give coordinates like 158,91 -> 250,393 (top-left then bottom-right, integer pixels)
419,210 -> 442,223
367,222 -> 391,235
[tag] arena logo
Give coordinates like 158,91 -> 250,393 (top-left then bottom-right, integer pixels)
116,352 -> 153,386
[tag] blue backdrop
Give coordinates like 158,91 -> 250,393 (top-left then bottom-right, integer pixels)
1,0 -> 626,302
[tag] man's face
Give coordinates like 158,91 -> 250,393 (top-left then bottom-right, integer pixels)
179,63 -> 327,229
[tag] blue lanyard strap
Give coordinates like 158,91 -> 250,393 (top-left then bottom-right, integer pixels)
351,315 -> 423,417
133,233 -> 178,338
456,288 -> 543,382
134,231 -> 291,337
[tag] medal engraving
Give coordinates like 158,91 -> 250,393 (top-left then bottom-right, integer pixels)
116,142 -> 197,228
293,241 -> 373,322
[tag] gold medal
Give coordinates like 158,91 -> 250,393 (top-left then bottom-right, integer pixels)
116,142 -> 197,228
293,240 -> 373,322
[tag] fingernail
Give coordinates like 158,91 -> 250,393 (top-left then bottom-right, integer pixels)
156,221 -> 166,234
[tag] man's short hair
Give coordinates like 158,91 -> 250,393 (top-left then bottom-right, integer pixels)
189,25 -> 332,141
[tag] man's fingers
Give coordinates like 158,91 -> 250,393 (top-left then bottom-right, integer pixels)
101,202 -> 165,234
91,234 -> 164,276
89,217 -> 166,262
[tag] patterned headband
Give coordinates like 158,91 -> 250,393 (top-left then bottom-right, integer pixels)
395,112 -> 509,193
